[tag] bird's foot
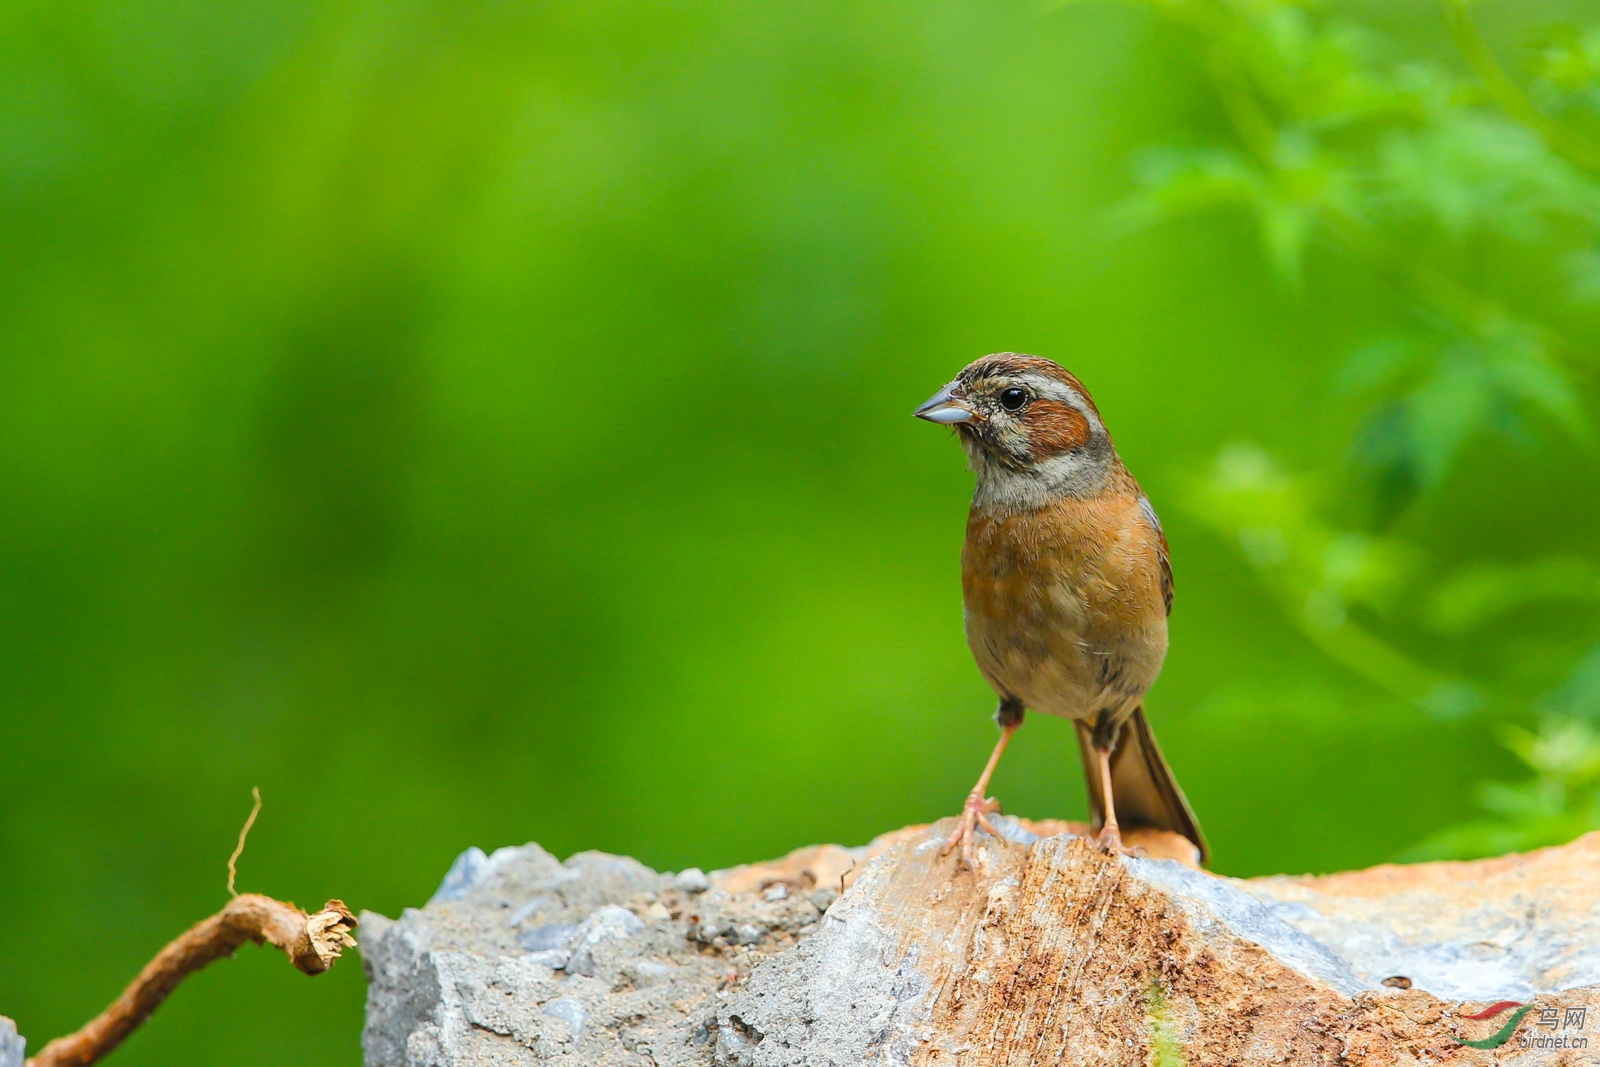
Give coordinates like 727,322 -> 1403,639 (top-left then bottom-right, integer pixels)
941,791 -> 1003,870
1095,823 -> 1145,859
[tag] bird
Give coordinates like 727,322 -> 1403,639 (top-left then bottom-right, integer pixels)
915,352 -> 1206,868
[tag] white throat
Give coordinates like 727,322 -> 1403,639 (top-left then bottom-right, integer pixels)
965,437 -> 1114,513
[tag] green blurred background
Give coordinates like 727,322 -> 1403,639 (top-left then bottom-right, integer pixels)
6,0 -> 1600,1063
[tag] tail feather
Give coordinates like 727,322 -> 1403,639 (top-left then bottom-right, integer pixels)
1074,706 -> 1207,865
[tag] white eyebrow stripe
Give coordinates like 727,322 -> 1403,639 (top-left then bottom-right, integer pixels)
1011,371 -> 1076,399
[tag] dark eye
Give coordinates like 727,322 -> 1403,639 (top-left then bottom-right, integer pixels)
999,387 -> 1028,411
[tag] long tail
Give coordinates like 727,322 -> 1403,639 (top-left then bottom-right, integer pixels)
1073,706 -> 1207,865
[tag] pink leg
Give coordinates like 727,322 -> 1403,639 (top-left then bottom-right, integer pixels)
1094,745 -> 1138,857
940,723 -> 1018,869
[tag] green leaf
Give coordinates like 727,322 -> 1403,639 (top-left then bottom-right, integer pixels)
1112,146 -> 1265,233
1404,715 -> 1600,860
1350,333 -> 1585,499
1374,114 -> 1600,241
1406,349 -> 1494,488
1426,556 -> 1600,633
1334,338 -> 1420,398
1544,643 -> 1600,724
1485,335 -> 1587,443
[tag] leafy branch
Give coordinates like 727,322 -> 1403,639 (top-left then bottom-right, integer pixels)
1085,0 -> 1600,858
1438,0 -> 1600,175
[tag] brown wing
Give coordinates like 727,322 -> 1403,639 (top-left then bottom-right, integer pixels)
1138,495 -> 1173,616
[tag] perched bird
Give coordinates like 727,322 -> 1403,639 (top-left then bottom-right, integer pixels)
915,353 -> 1206,867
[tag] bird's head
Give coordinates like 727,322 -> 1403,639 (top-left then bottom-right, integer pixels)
915,353 -> 1118,508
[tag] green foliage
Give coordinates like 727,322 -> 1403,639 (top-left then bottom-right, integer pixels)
1191,444 -> 1475,718
1113,0 -> 1600,857
1108,0 -> 1595,497
1426,556 -> 1600,634
1403,715 -> 1600,859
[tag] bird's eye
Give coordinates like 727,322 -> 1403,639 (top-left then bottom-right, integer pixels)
999,387 -> 1029,411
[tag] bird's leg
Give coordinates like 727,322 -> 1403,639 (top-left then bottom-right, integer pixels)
940,726 -> 1013,868
942,699 -> 1023,869
1091,711 -> 1139,857
1093,743 -> 1130,854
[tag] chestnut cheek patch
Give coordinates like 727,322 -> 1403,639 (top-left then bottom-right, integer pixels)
1025,399 -> 1091,459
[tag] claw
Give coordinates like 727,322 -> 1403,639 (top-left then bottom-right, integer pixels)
1095,823 -> 1144,859
941,792 -> 1003,870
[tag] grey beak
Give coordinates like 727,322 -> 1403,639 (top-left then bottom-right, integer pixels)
914,381 -> 977,425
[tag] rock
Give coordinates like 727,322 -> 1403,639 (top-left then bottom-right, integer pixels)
675,868 -> 710,894
362,822 -> 1600,1066
520,949 -> 570,970
805,886 -> 838,913
541,998 -> 586,1038
517,923 -> 580,954
431,847 -> 490,903
0,1016 -> 23,1067
564,905 -> 647,977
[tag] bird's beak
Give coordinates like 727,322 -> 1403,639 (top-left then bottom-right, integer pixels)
914,381 -> 978,425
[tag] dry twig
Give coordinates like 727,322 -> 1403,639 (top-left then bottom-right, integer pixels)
227,787 -> 262,898
25,895 -> 357,1067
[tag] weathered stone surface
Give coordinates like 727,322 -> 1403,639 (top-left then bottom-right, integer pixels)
0,1016 -> 24,1067
361,841 -> 826,1067
361,821 -> 1600,1066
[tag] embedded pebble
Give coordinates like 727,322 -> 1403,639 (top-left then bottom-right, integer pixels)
516,922 -> 579,953
541,998 -> 586,1038
521,949 -> 569,969
808,886 -> 839,912
634,959 -> 678,981
565,904 -> 646,976
675,867 -> 710,893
